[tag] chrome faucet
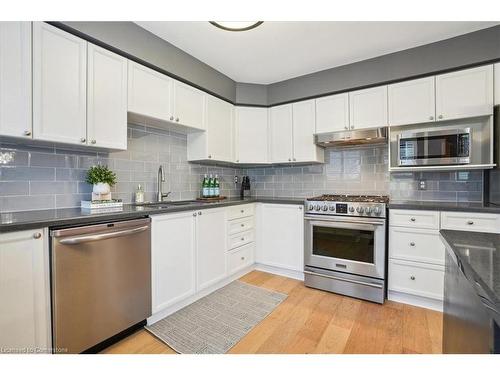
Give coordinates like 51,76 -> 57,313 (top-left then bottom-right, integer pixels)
157,165 -> 171,202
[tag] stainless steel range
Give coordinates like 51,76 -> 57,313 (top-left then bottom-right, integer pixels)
304,194 -> 389,304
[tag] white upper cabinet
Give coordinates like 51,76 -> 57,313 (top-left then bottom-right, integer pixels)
172,81 -> 205,131
495,63 -> 500,105
196,208 -> 227,291
235,106 -> 269,164
388,77 -> 436,126
87,44 -> 127,150
0,22 -> 32,139
349,86 -> 388,129
0,229 -> 51,351
315,93 -> 349,133
128,60 -> 172,121
32,22 -> 87,145
269,104 -> 293,163
151,212 -> 196,314
205,96 -> 233,162
292,99 -> 323,163
435,65 -> 493,121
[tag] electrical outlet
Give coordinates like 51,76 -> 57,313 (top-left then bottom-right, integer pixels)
234,176 -> 239,184
418,180 -> 427,190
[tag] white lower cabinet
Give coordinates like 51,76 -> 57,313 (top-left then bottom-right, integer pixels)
151,212 -> 196,314
196,207 -> 227,290
227,244 -> 254,275
0,228 -> 51,351
256,204 -> 304,272
440,211 -> 500,234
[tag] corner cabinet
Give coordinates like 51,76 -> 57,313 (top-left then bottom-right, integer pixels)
0,229 -> 51,352
187,96 -> 233,162
0,22 -> 32,139
234,106 -> 269,164
32,22 -> 87,145
87,44 -> 128,150
269,104 -> 294,163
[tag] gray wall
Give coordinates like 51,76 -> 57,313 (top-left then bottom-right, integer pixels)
58,22 -> 237,102
235,83 -> 268,106
0,125 -> 241,212
266,25 -> 500,105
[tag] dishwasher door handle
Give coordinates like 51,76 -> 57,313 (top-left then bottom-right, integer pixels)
58,225 -> 149,245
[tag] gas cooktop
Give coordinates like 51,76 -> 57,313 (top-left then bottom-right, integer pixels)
305,194 -> 389,217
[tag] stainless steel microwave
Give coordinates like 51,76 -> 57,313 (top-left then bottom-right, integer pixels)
398,128 -> 471,166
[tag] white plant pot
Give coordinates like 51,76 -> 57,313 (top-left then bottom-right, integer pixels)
92,182 -> 111,200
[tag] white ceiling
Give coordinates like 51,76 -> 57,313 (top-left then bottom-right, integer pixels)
135,21 -> 499,85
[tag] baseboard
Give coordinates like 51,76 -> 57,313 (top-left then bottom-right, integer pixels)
388,290 -> 443,312
254,263 -> 304,281
147,265 -> 254,325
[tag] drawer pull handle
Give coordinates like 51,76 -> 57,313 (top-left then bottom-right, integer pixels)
410,242 -> 415,247
241,237 -> 245,241
410,276 -> 416,281
467,221 -> 474,225
410,217 -> 416,222
241,256 -> 245,260
241,224 -> 245,227
240,210 -> 244,213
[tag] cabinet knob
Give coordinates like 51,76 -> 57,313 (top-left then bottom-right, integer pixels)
91,139 -> 96,144
175,118 -> 179,122
241,237 -> 245,241
33,232 -> 42,239
170,116 -> 174,121
198,211 -> 202,215
24,130 -> 32,136
344,126 -> 348,130
467,220 -> 474,225
240,210 -> 244,213
80,138 -> 86,143
193,212 -> 197,217
299,206 -> 303,210
288,158 -> 291,162
236,160 -> 239,163
410,276 -> 416,281
293,158 -> 296,161
429,116 -> 434,120
208,155 -> 212,159
241,224 -> 245,227
241,256 -> 245,260
438,115 -> 443,119
410,217 -> 416,222
410,242 -> 415,247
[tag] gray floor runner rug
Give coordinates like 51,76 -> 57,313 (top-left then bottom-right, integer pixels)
145,280 -> 288,354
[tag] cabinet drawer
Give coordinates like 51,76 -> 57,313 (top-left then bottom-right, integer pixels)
227,244 -> 254,275
388,260 -> 444,300
441,211 -> 500,234
228,230 -> 254,250
228,204 -> 254,220
389,209 -> 440,229
389,227 -> 445,265
228,217 -> 254,235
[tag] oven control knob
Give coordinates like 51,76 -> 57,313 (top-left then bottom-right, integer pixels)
356,206 -> 364,213
322,205 -> 328,211
365,207 -> 372,214
329,205 -> 335,211
349,206 -> 355,213
308,205 -> 314,211
314,205 -> 321,211
373,207 -> 381,216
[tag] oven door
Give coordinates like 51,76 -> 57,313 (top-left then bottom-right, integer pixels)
304,215 -> 386,279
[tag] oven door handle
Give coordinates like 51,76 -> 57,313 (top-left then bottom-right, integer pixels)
304,270 -> 383,289
304,215 -> 385,226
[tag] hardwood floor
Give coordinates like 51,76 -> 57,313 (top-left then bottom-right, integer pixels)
101,270 -> 443,354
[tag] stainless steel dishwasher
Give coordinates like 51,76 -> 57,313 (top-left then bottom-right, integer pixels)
50,218 -> 151,354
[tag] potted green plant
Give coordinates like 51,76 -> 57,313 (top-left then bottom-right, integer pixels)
86,165 -> 117,200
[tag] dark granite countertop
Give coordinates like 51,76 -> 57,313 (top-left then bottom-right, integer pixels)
440,230 -> 500,324
0,196 -> 305,233
389,201 -> 500,213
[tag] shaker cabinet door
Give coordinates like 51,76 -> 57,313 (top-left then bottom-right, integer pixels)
269,104 -> 293,163
0,22 -> 32,139
349,86 -> 388,130
33,22 -> 87,145
87,44 -> 128,150
235,106 -> 269,164
315,93 -> 349,133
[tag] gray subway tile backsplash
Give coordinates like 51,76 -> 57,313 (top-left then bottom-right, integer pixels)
0,129 -> 485,213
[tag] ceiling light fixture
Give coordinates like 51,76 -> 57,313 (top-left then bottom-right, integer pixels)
209,21 -> 263,32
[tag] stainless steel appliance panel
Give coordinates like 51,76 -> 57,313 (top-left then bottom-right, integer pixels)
51,218 -> 151,354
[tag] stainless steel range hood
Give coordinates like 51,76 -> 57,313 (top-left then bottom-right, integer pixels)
315,127 -> 388,147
